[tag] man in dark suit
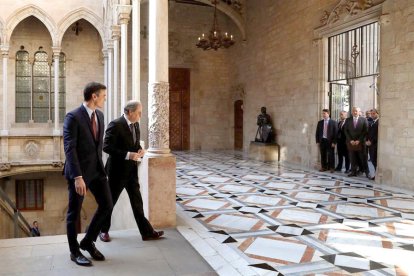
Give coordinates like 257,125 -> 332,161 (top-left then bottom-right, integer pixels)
335,111 -> 350,173
344,106 -> 374,180
315,109 -> 338,172
366,108 -> 379,175
63,82 -> 113,266
99,100 -> 164,242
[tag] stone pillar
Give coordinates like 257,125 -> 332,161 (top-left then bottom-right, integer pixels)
117,5 -> 132,108
107,41 -> 114,121
132,0 -> 141,101
103,48 -> 109,126
52,47 -> 61,135
141,0 -> 176,228
112,26 -> 120,118
1,46 -> 9,136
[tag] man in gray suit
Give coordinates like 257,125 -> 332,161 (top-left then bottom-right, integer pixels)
344,106 -> 374,180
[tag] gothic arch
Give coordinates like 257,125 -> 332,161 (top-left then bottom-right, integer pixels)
57,8 -> 105,47
5,5 -> 57,45
194,0 -> 246,41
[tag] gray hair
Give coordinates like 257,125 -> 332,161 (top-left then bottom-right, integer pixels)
124,100 -> 142,113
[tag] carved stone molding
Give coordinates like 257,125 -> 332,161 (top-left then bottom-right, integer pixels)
148,82 -> 170,153
24,140 -> 40,159
0,163 -> 11,171
320,0 -> 382,26
51,161 -> 64,168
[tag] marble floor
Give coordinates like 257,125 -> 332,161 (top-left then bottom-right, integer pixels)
175,151 -> 414,276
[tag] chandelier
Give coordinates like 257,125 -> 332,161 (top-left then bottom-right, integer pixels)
196,0 -> 235,51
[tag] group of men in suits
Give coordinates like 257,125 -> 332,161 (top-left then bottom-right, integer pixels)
63,82 -> 164,266
316,106 -> 379,180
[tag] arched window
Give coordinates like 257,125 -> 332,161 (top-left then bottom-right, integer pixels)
15,46 -> 66,123
15,46 -> 31,123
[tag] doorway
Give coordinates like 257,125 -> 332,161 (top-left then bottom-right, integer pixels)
169,68 -> 190,150
234,100 -> 243,150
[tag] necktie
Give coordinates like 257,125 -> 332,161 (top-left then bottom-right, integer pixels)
91,111 -> 97,141
353,118 -> 357,128
130,123 -> 136,144
323,120 -> 328,138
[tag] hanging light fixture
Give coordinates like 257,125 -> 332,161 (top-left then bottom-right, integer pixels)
196,0 -> 235,51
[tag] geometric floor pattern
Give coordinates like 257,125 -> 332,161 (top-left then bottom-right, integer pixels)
175,151 -> 414,275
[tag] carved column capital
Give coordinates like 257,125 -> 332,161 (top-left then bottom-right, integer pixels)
148,81 -> 170,155
1,45 -> 9,57
52,47 -> 61,59
116,4 -> 132,25
111,25 -> 121,39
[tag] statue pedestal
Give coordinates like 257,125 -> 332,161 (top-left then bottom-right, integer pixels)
249,141 -> 279,162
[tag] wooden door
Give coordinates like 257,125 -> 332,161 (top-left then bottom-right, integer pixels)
234,100 -> 243,150
169,68 -> 190,150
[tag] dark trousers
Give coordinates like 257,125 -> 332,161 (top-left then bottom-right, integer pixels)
320,138 -> 335,169
336,141 -> 350,171
369,144 -> 378,170
349,146 -> 370,175
67,176 -> 113,254
101,171 -> 154,237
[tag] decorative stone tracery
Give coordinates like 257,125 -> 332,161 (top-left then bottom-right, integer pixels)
148,82 -> 170,153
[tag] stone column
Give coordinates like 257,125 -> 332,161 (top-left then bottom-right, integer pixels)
141,0 -> 176,228
106,41 -> 114,121
102,48 -> 109,126
117,5 -> 132,108
112,26 -> 120,118
1,46 -> 9,136
52,47 -> 61,135
132,0 -> 141,101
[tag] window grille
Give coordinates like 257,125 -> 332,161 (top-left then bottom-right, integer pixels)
15,47 -> 31,123
16,179 -> 44,211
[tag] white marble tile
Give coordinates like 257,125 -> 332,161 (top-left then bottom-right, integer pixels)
339,188 -> 375,197
326,229 -> 383,250
280,173 -> 306,178
245,237 -> 307,263
242,175 -> 270,181
243,195 -> 281,206
185,199 -> 227,210
343,219 -> 370,229
386,199 -> 414,210
295,192 -> 331,201
202,176 -> 231,183
209,214 -> 260,231
277,209 -> 322,224
334,255 -> 370,270
276,225 -> 304,236
335,204 -> 379,217
238,206 -> 262,214
393,222 -> 414,237
266,182 -> 297,190
188,170 -> 213,176
176,187 -> 206,196
306,179 -> 337,186
220,184 -> 253,193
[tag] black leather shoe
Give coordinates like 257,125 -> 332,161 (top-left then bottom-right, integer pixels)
99,232 -> 111,242
142,230 -> 164,241
366,174 -> 375,180
70,251 -> 92,266
79,240 -> 105,261
334,168 -> 342,172
348,173 -> 357,177
344,170 -> 350,174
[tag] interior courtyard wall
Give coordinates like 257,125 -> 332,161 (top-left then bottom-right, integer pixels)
1,172 -> 97,237
233,0 -> 336,167
379,0 -> 414,189
168,2 -> 235,150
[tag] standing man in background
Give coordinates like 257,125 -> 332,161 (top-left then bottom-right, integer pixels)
315,109 -> 338,173
335,111 -> 350,173
366,108 -> 379,177
63,82 -> 113,266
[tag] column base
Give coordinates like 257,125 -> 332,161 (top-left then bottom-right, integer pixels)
141,154 -> 176,228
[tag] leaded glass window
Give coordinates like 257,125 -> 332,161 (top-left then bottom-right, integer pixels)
33,47 -> 50,123
15,46 -> 31,123
51,53 -> 66,123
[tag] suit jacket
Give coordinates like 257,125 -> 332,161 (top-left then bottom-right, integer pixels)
103,115 -> 142,180
63,105 -> 106,184
337,120 -> 347,143
367,119 -> 379,145
315,119 -> 338,144
344,116 -> 368,146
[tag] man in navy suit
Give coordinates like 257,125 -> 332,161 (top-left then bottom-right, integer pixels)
315,109 -> 338,172
99,100 -> 164,242
344,106 -> 374,180
63,82 -> 113,266
366,108 -> 379,176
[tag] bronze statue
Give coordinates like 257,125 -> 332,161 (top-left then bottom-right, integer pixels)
255,106 -> 274,143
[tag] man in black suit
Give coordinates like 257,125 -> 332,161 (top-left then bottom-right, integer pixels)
335,111 -> 350,173
366,108 -> 379,174
63,82 -> 113,266
315,109 -> 338,172
344,106 -> 374,180
99,100 -> 164,242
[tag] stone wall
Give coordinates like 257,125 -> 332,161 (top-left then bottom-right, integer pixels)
379,0 -> 414,189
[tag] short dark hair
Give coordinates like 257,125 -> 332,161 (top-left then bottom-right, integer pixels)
322,108 -> 330,114
83,82 -> 106,101
33,221 -> 38,225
